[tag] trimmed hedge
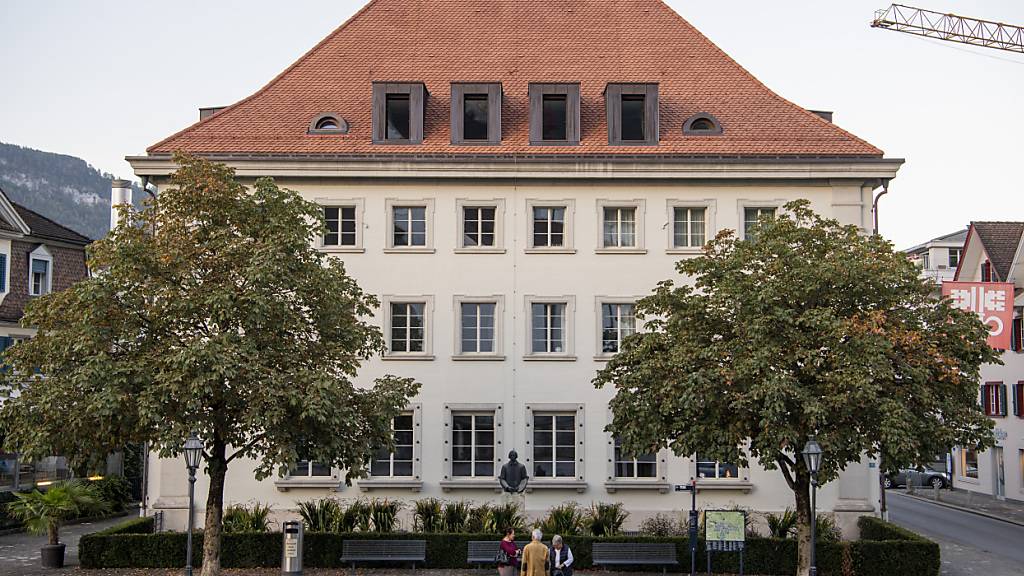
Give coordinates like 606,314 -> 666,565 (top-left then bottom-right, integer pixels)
81,520 -> 939,576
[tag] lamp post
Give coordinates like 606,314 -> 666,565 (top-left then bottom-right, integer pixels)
183,433 -> 203,576
802,437 -> 823,576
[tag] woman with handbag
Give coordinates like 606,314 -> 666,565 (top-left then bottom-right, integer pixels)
496,527 -> 520,576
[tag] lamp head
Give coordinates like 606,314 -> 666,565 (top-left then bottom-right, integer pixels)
802,437 -> 823,476
183,433 -> 203,471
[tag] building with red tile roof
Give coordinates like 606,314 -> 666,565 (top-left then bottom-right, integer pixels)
130,0 -> 900,536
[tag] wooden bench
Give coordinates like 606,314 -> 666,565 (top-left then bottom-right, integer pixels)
466,540 -> 535,567
592,542 -> 678,574
340,539 -> 426,570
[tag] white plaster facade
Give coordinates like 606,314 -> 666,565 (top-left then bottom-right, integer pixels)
128,157 -> 900,536
904,228 -> 967,285
948,223 -> 1024,503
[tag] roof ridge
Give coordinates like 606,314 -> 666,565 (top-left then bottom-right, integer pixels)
145,0 -> 385,154
653,0 -> 883,155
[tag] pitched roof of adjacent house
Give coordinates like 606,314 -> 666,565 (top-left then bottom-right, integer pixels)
971,221 -> 1024,281
12,204 -> 92,246
903,228 -> 968,254
0,186 -> 92,246
148,0 -> 883,158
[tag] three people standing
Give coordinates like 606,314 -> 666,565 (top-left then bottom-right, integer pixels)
497,528 -> 574,576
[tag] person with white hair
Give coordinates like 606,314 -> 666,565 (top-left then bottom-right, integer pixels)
520,527 -> 549,576
548,534 -> 574,576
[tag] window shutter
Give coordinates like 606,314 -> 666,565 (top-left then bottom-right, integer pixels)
1014,382 -> 1023,417
999,384 -> 1008,417
0,253 -> 6,292
605,84 -> 622,144
1013,317 -> 1024,353
982,385 -> 991,415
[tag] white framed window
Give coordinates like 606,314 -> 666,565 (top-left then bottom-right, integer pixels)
695,454 -> 740,479
456,199 -> 505,252
525,296 -> 575,360
532,412 -> 577,479
949,248 -> 962,268
383,296 -> 434,359
597,299 -> 636,357
289,461 -> 332,477
454,296 -> 504,359
371,412 -> 415,477
451,412 -> 496,478
524,402 -> 587,489
667,200 -> 716,254
613,437 -> 657,479
385,199 -> 435,252
28,245 -> 53,296
741,205 -> 778,240
317,199 -> 365,252
526,199 -> 575,253
596,199 -> 645,253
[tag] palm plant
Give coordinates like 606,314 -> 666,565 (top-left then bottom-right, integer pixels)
223,502 -> 272,533
539,502 -> 585,536
413,498 -> 444,532
765,509 -> 798,539
486,500 -> 525,534
442,500 -> 471,533
296,498 -> 344,532
585,502 -> 628,537
370,498 -> 401,532
8,480 -> 108,545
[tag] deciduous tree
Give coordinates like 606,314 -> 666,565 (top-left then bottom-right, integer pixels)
594,201 -> 997,575
0,154 -> 419,576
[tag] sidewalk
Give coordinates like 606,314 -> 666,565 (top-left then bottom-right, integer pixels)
897,487 -> 1024,526
0,514 -> 132,575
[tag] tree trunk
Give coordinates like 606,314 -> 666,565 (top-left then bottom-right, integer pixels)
48,522 -> 59,546
793,472 -> 812,576
200,438 -> 228,576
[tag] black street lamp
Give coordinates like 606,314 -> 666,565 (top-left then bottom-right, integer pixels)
183,433 -> 203,576
802,437 -> 823,576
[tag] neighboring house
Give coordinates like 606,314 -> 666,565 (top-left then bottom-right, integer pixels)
904,228 -> 967,284
949,222 -> 1024,503
126,0 -> 903,536
0,186 -> 91,491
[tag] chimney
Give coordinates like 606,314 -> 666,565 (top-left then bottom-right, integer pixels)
809,110 -> 833,123
110,179 -> 133,230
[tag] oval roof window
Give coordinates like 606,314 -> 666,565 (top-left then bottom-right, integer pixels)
683,113 -> 723,135
309,113 -> 348,134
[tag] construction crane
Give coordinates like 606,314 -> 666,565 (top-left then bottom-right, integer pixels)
871,4 -> 1024,54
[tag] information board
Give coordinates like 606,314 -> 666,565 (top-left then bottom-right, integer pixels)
705,510 -> 746,552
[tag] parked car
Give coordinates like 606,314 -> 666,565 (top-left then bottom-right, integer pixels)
884,468 -> 949,489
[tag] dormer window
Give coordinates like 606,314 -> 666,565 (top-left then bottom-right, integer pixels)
372,82 -> 427,144
683,113 -> 723,135
308,113 -> 348,134
529,83 -> 580,145
605,84 -> 659,145
450,83 -> 501,144
28,245 -> 52,296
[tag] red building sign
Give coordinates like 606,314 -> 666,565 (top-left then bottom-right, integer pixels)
942,282 -> 1014,349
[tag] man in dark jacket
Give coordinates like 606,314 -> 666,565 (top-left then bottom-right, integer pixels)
548,535 -> 574,576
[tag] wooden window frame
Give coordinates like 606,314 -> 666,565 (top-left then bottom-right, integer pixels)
451,83 -> 502,145
453,295 -> 505,360
605,83 -> 659,146
529,83 -> 581,146
372,82 -> 427,145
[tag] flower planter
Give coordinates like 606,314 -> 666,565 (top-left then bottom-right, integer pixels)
41,543 -> 65,568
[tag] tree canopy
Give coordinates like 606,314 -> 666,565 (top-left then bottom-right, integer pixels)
0,154 -> 418,575
594,200 -> 997,574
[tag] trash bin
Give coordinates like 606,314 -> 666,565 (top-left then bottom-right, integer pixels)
282,521 -> 303,575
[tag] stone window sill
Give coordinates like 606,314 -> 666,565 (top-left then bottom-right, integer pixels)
666,248 -> 703,255
383,247 -> 436,254
440,479 -> 502,493
696,480 -> 753,493
274,478 -> 342,492
524,248 -> 577,255
594,248 -> 648,255
319,247 -> 366,254
382,355 -> 436,361
604,481 -> 670,494
452,355 -> 506,362
357,479 -> 423,493
454,248 -> 507,254
525,480 -> 587,493
523,355 -> 577,362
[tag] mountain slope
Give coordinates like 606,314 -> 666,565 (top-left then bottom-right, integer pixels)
0,142 -> 141,240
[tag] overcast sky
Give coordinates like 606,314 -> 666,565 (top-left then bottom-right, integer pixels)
2,1 -> 1023,248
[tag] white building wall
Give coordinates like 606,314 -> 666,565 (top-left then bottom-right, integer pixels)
144,176 -> 880,536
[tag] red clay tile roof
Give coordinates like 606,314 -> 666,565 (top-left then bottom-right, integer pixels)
971,221 -> 1024,282
148,0 -> 883,158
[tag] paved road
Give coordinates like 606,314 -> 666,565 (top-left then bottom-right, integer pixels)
887,491 -> 1024,575
0,514 -> 129,575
